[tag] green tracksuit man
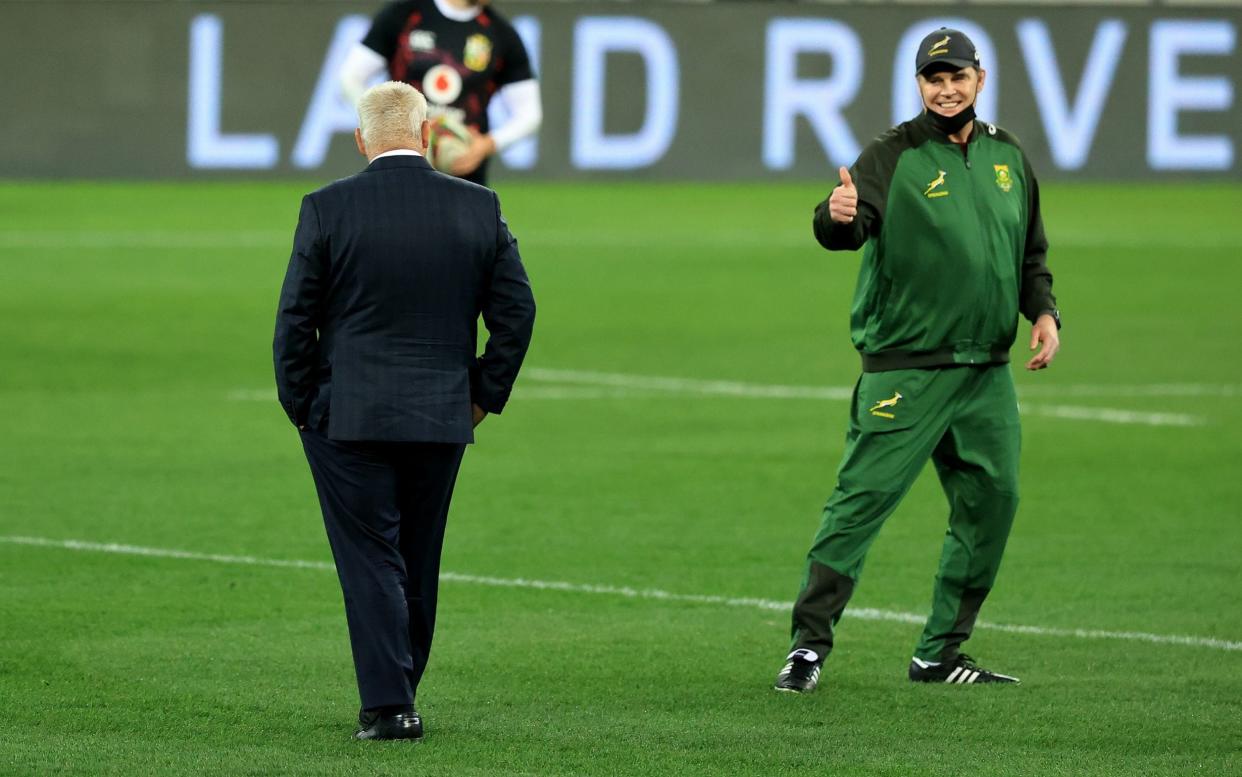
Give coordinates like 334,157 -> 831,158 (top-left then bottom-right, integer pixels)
774,28 -> 1061,692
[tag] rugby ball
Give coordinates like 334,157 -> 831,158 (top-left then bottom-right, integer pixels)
426,115 -> 471,173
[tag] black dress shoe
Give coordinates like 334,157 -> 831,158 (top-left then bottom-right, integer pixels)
354,709 -> 424,741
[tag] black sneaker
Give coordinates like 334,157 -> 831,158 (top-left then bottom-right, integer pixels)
908,654 -> 1020,684
774,648 -> 822,693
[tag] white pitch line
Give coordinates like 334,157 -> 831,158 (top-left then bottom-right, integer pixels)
1021,403 -> 1201,427
228,389 -> 280,402
0,535 -> 333,571
526,368 -> 858,400
226,386 -> 651,403
515,386 -> 651,400
1,535 -> 1238,653
0,230 -> 288,250
525,368 -> 1230,404
1018,383 -> 1240,399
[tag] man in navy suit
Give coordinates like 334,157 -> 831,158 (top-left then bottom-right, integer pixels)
273,80 -> 535,741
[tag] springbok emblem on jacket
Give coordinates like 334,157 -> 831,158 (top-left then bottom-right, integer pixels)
924,170 -> 948,198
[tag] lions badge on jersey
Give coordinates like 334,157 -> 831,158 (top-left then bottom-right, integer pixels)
994,164 -> 1013,193
464,34 -> 492,72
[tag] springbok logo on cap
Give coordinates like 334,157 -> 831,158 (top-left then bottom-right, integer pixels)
916,28 -> 981,74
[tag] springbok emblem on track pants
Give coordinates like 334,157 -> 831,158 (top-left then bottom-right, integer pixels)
869,392 -> 903,419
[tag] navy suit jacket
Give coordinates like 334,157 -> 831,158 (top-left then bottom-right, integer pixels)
273,154 -> 535,444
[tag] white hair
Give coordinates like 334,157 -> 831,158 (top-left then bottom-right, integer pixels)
357,81 -> 428,150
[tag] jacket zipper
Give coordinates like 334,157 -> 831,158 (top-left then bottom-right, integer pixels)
962,137 -> 994,361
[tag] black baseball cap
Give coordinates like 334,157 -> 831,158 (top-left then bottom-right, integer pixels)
915,27 -> 980,74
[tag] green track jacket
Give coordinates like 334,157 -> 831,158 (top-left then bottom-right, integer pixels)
814,112 -> 1057,372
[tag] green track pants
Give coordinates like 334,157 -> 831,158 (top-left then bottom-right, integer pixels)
790,364 -> 1020,663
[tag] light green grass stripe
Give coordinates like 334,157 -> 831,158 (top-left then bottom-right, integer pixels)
2,535 -> 1239,653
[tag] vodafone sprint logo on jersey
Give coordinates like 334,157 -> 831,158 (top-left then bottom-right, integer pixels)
422,65 -> 463,107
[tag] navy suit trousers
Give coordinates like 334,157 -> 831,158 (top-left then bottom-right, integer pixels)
300,429 -> 466,710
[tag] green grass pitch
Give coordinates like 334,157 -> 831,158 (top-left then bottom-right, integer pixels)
0,180 -> 1239,776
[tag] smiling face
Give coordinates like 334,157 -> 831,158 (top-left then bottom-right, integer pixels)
917,65 -> 986,118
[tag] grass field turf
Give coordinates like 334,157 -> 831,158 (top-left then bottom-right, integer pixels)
0,180 -> 1239,776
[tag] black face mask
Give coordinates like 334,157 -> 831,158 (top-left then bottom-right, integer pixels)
927,103 -> 976,136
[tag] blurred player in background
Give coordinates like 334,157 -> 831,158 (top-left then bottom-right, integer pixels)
774,28 -> 1061,694
340,0 -> 541,185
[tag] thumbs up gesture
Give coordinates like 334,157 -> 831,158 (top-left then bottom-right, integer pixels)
829,166 -> 858,224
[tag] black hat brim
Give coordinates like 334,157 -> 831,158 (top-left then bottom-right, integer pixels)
917,57 -> 978,75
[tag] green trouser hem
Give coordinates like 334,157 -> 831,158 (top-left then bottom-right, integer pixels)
790,365 -> 1020,662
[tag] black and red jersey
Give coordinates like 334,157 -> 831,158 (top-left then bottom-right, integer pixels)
361,0 -> 534,134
